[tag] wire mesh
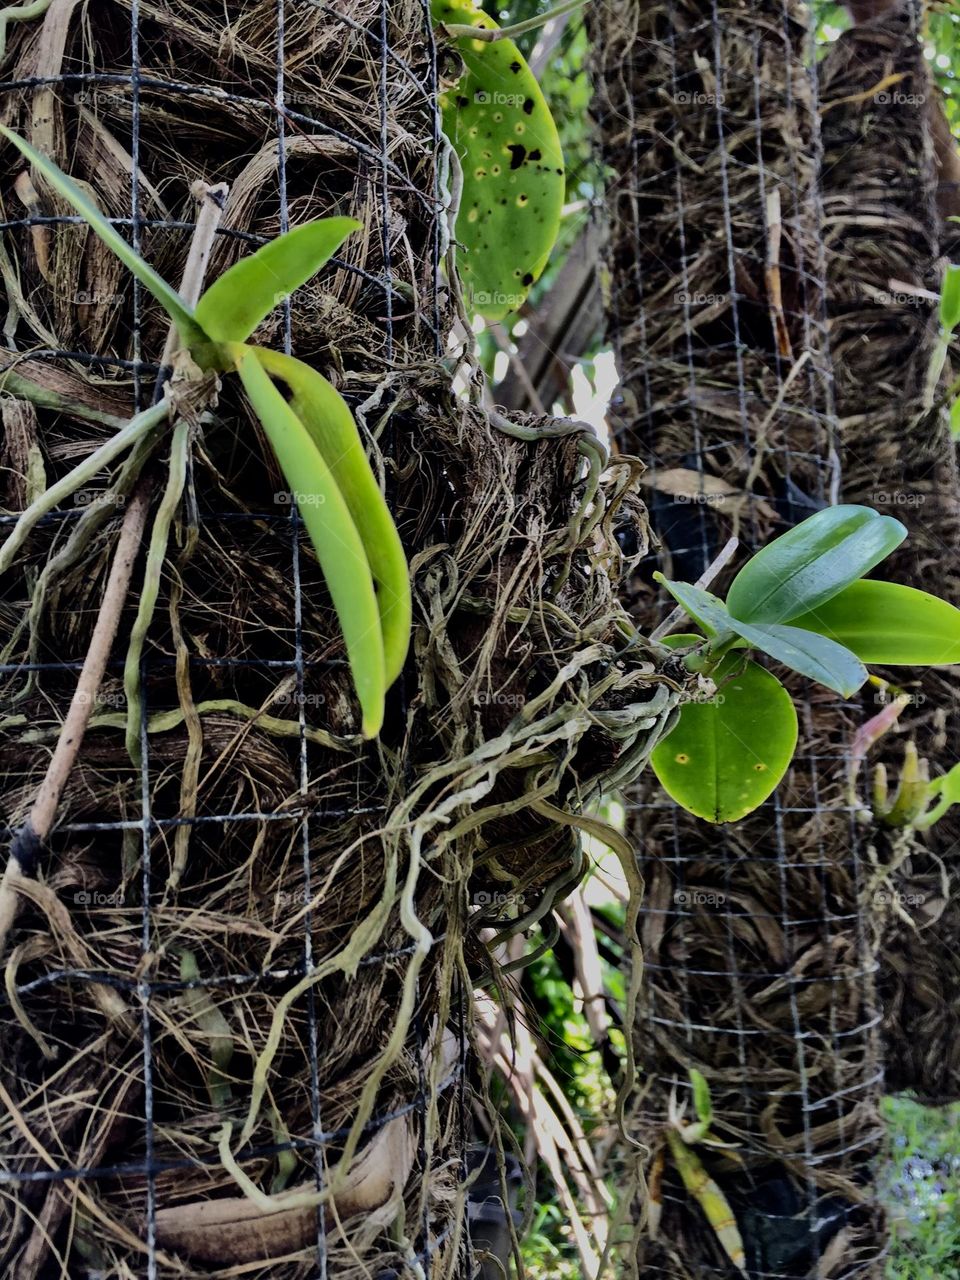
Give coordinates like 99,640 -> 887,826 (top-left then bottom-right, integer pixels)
817,3 -> 960,1109
0,4 -> 682,1273
588,0 -> 959,1275
0,2 -> 466,1276
5,0 -> 958,1275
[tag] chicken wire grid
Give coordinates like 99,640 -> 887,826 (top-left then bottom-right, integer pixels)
590,0 -> 958,1276
0,1 -> 478,1276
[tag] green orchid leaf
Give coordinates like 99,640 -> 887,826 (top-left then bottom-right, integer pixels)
653,574 -> 734,640
690,1068 -> 713,1132
195,218 -> 361,342
721,616 -> 868,697
658,633 -> 705,652
725,505 -> 907,624
650,657 -> 798,823
233,345 -> 385,738
951,394 -> 960,440
941,262 -> 960,333
927,761 -> 960,809
0,125 -> 209,354
253,348 -> 411,686
787,579 -> 960,666
433,0 -> 564,321
656,573 -> 867,693
919,760 -> 960,829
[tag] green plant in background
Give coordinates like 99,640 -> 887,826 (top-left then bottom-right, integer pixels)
433,0 -> 567,319
934,3 -> 960,143
518,943 -> 615,1279
465,0 -> 602,385
500,854 -> 628,1280
522,1202 -> 582,1280
811,0 -> 960,109
650,505 -> 960,822
881,1096 -> 960,1280
0,126 -> 410,740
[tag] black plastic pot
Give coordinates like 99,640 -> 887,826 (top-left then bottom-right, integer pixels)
466,1147 -> 524,1280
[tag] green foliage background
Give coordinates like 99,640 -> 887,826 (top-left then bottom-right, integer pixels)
881,1098 -> 960,1280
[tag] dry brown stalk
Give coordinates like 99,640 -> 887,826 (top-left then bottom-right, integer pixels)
0,180 -> 228,955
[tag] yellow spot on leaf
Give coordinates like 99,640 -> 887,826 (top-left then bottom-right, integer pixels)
675,752 -> 690,764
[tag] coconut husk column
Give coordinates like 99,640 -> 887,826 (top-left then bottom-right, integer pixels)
819,6 -> 960,1106
0,2 -> 679,1275
590,1 -> 888,1275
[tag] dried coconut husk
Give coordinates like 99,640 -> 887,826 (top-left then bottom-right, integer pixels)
819,7 -> 960,1107
590,1 -> 888,1275
0,2 -> 680,1275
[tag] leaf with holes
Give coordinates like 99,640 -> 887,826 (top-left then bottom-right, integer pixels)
434,0 -> 564,320
651,657 -> 798,823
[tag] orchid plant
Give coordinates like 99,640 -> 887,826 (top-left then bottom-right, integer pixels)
651,505 -> 960,822
0,126 -> 410,741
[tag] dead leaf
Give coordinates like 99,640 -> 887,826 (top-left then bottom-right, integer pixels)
152,1115 -> 414,1264
638,469 -> 777,521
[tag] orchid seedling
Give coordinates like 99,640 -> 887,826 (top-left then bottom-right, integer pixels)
433,0 -> 565,320
865,737 -> 960,831
0,126 -> 410,741
928,261 -> 960,429
840,684 -> 960,830
650,505 -> 960,822
649,1069 -> 747,1278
